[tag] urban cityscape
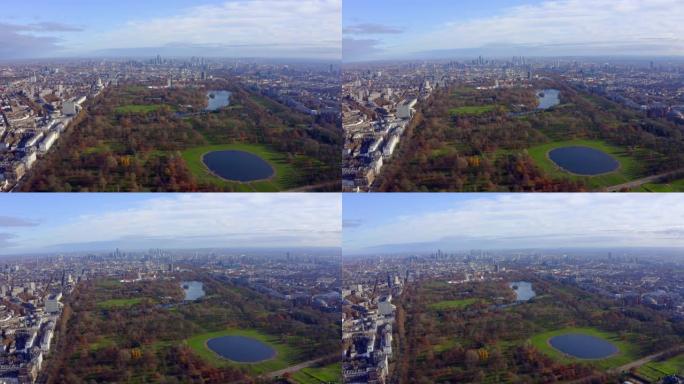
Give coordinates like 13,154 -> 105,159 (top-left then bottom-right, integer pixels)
0,193 -> 342,384
3,0 -> 684,383
1,0 -> 341,192
342,58 -> 684,191
342,0 -> 684,192
342,193 -> 684,384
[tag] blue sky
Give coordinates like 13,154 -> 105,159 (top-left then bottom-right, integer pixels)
343,194 -> 684,254
0,194 -> 341,255
343,0 -> 684,61
1,0 -> 341,59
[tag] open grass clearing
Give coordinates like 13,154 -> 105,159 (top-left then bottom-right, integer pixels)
291,362 -> 341,384
97,297 -> 145,309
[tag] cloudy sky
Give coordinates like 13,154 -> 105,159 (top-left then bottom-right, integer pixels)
0,194 -> 341,254
343,0 -> 684,61
343,194 -> 684,254
1,0 -> 341,59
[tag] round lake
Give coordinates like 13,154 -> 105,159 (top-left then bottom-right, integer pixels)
206,335 -> 276,363
549,334 -> 618,359
202,150 -> 274,182
548,146 -> 619,175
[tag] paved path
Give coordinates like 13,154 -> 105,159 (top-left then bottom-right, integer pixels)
262,354 -> 338,379
610,345 -> 684,374
288,181 -> 340,192
605,168 -> 684,192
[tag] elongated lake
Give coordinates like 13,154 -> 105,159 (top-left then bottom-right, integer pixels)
202,150 -> 274,182
510,281 -> 536,301
549,333 -> 618,359
548,146 -> 619,175
181,281 -> 205,301
537,89 -> 560,109
206,90 -> 231,111
206,335 -> 276,363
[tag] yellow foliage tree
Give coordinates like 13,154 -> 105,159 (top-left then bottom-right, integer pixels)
131,348 -> 142,359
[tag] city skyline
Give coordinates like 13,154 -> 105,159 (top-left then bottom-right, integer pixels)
0,194 -> 341,254
1,0 -> 341,60
343,194 -> 684,254
343,0 -> 684,62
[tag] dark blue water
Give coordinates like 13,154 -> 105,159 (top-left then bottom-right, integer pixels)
202,150 -> 274,181
206,90 -> 231,111
207,335 -> 276,362
181,281 -> 205,301
549,334 -> 618,359
537,89 -> 560,109
510,281 -> 536,301
549,146 -> 619,175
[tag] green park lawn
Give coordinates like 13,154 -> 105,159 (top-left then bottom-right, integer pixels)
448,105 -> 498,116
185,328 -> 302,374
180,143 -> 299,192
97,297 -> 145,309
527,139 -> 645,189
642,178 -> 684,192
114,104 -> 174,114
291,362 -> 341,384
530,327 -> 641,370
637,353 -> 684,382
429,298 -> 478,311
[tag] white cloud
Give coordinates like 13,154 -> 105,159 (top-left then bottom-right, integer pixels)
12,194 -> 341,252
395,0 -> 684,57
85,0 -> 341,58
344,194 -> 684,251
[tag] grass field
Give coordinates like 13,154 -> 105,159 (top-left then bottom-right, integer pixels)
180,143 -> 299,192
291,362 -> 341,384
448,105 -> 498,116
530,327 -> 641,370
185,328 -> 302,374
642,178 -> 684,192
89,336 -> 115,351
637,353 -> 684,382
97,297 -> 145,309
527,139 -> 645,189
429,298 -> 478,311
114,104 -> 173,114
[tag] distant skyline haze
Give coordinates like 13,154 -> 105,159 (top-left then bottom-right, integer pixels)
343,194 -> 684,254
1,0 -> 341,60
0,194 -> 341,254
343,0 -> 684,62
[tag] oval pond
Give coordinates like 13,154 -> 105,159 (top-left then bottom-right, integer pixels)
206,335 -> 276,363
548,146 -> 619,175
202,150 -> 274,182
549,334 -> 618,359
